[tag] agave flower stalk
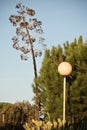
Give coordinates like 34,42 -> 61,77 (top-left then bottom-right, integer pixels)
9,3 -> 47,120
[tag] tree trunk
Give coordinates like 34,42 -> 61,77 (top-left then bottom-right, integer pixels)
26,26 -> 39,120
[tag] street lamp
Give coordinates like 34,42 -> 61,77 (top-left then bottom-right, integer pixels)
58,62 -> 72,130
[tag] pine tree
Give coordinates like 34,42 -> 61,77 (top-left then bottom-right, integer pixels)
36,46 -> 64,120
33,36 -> 87,123
64,36 -> 87,123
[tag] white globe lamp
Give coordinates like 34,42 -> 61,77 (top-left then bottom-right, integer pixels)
58,62 -> 72,76
58,62 -> 72,130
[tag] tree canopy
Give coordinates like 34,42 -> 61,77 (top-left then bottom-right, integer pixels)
33,36 -> 87,122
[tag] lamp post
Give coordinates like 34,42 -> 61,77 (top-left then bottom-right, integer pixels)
58,62 -> 72,130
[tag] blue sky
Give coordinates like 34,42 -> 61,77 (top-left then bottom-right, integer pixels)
0,0 -> 87,104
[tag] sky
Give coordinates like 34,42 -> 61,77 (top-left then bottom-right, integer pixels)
0,0 -> 87,104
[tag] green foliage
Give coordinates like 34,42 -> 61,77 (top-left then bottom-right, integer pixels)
0,101 -> 34,126
0,102 -> 12,112
1,36 -> 87,129
64,36 -> 87,121
34,46 -> 64,120
33,35 -> 87,123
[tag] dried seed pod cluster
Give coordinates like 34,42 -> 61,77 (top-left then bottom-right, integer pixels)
9,3 -> 47,61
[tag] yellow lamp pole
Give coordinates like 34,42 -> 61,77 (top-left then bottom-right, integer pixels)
58,62 -> 72,130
